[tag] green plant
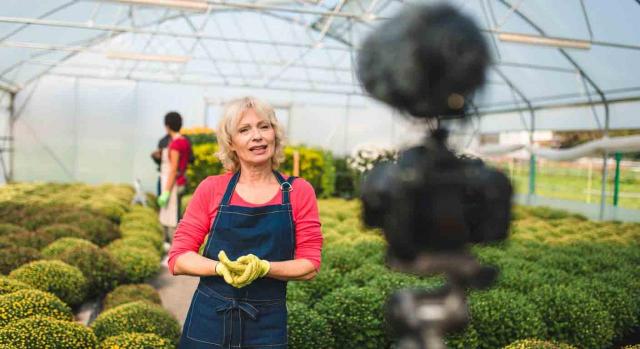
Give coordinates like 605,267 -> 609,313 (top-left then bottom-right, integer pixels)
0,316 -> 97,349
529,284 -> 615,348
108,246 -> 161,283
314,286 -> 389,349
57,245 -> 124,297
468,289 -> 546,349
103,284 -> 162,311
322,239 -> 385,273
91,301 -> 180,345
0,247 -> 41,275
502,339 -> 577,349
320,151 -> 336,198
55,215 -> 120,247
99,332 -> 174,349
0,276 -> 31,295
0,289 -> 72,328
283,146 -> 326,195
333,157 -> 359,198
41,238 -> 98,259
0,230 -> 55,250
117,230 -> 163,255
0,224 -> 27,237
287,268 -> 344,307
287,302 -> 335,349
106,237 -> 161,256
186,143 -> 224,193
9,260 -> 88,307
343,264 -> 443,297
36,224 -> 88,241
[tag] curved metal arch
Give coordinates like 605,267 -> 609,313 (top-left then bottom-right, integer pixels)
494,0 -> 609,123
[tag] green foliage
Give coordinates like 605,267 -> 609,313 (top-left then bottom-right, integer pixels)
117,229 -> 163,256
287,268 -> 344,306
343,264 -> 443,297
0,289 -> 72,328
91,301 -> 181,345
9,260 -> 88,307
54,213 -> 120,247
37,224 -> 88,240
322,239 -> 385,273
333,157 -> 359,198
108,246 -> 161,283
502,339 -> 577,349
319,151 -> 336,198
287,302 -> 335,349
103,284 -> 162,311
315,286 -> 389,349
529,285 -> 615,348
0,276 -> 31,295
57,244 -> 124,297
186,143 -> 224,193
41,238 -> 98,259
468,289 -> 546,349
0,224 -> 27,237
0,247 -> 41,275
0,316 -> 97,349
283,146 -> 325,195
99,332 -> 174,349
0,230 -> 55,250
106,237 -> 161,257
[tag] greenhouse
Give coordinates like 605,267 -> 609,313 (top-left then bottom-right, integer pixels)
0,0 -> 639,348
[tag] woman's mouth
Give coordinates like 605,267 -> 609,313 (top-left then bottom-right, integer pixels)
249,145 -> 268,154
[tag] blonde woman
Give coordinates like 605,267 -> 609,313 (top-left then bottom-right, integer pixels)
168,97 -> 323,349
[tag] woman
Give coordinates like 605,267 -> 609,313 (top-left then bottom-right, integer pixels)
168,97 -> 323,349
157,111 -> 192,243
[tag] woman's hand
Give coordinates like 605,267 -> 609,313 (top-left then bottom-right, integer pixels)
217,252 -> 271,288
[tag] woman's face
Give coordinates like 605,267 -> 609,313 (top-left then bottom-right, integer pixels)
230,108 -> 276,169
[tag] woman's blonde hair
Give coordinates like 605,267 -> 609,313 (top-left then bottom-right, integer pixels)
216,97 -> 285,173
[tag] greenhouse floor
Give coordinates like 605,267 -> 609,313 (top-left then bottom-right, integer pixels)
150,254 -> 198,328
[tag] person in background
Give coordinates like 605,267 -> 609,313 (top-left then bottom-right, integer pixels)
157,111 -> 192,243
168,97 -> 322,348
151,133 -> 171,196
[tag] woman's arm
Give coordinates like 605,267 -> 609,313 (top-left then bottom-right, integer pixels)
164,148 -> 180,192
172,251 -> 220,276
267,258 -> 317,281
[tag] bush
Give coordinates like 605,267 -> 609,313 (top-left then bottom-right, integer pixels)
322,240 -> 385,273
0,289 -> 72,328
117,230 -> 163,255
529,285 -> 614,348
0,316 -> 97,349
445,325 -> 480,349
106,237 -> 161,256
103,284 -> 162,311
503,339 -> 577,349
571,278 -> 640,340
315,286 -> 389,349
468,289 -> 546,349
41,238 -> 97,258
9,260 -> 88,306
186,143 -> 224,193
91,301 -> 180,344
287,268 -> 344,306
55,215 -> 120,247
57,245 -> 124,297
0,230 -> 55,250
0,223 -> 27,237
0,276 -> 31,295
0,247 -> 41,275
99,332 -> 174,349
287,302 -> 335,349
37,224 -> 88,240
283,146 -> 326,195
344,264 -> 443,297
108,246 -> 161,283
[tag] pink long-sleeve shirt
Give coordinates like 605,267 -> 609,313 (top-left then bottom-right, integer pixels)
167,172 -> 323,275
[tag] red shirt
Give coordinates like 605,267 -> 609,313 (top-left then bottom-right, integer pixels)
167,173 -> 323,275
169,136 -> 191,186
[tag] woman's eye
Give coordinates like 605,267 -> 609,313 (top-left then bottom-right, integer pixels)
260,125 -> 270,129
239,128 -> 249,133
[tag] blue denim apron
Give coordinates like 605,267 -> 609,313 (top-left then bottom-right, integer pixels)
179,171 -> 295,349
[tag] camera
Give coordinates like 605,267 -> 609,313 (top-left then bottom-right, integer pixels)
356,3 -> 513,348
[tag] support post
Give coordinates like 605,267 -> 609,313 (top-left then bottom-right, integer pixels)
613,152 -> 622,207
527,110 -> 536,204
8,92 -> 15,182
598,102 -> 610,220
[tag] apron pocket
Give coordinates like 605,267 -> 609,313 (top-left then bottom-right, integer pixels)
186,289 -> 225,345
242,301 -> 288,347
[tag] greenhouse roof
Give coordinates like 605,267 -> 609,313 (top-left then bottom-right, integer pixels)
1,0 -> 640,116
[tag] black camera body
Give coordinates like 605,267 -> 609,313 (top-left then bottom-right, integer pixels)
361,128 -> 513,265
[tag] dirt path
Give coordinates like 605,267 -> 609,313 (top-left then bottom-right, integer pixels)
150,255 -> 199,327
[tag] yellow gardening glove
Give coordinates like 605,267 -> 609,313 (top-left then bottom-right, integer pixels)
214,261 -> 234,285
232,254 -> 270,288
218,251 -> 248,274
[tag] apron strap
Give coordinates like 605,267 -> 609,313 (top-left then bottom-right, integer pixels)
220,172 -> 241,206
273,171 -> 295,205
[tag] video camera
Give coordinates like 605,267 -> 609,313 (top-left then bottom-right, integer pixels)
356,3 -> 513,348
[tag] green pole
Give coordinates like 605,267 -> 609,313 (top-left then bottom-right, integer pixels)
613,152 -> 622,207
529,154 -> 536,195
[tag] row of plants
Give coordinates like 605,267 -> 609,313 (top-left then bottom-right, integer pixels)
284,199 -> 640,349
0,183 -> 180,348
